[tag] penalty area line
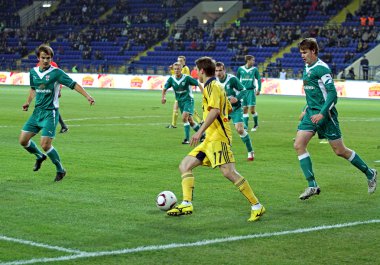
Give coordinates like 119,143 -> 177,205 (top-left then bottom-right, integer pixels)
1,219 -> 379,265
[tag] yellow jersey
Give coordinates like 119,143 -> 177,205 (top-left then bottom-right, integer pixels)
202,77 -> 233,144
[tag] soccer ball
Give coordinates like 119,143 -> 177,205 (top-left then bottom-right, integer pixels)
156,191 -> 177,211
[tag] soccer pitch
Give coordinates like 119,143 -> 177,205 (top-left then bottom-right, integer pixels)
0,86 -> 379,265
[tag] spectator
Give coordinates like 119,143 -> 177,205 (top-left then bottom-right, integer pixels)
348,67 -> 355,80
360,55 -> 369,80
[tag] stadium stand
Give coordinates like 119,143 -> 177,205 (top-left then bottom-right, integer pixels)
0,0 -> 378,79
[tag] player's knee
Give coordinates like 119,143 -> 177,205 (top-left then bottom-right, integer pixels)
40,142 -> 51,152
19,138 -> 28,147
179,161 -> 190,174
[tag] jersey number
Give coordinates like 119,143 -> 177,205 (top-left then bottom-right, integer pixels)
213,151 -> 223,164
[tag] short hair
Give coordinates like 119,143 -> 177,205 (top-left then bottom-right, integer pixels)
215,61 -> 225,69
195,56 -> 216,77
36,44 -> 54,57
245,55 -> 254,62
178,55 -> 186,62
298,38 -> 319,55
173,62 -> 182,68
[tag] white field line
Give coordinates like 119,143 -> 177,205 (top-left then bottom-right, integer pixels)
0,235 -> 86,254
1,219 -> 379,265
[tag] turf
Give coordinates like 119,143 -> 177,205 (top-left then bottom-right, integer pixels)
0,86 -> 379,265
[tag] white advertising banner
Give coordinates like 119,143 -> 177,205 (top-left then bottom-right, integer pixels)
1,72 -> 379,99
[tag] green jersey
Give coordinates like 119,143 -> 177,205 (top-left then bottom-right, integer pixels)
30,66 -> 76,110
236,65 -> 261,91
302,58 -> 337,117
217,73 -> 246,111
164,74 -> 198,102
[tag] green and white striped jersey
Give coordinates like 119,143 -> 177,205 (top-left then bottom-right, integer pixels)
217,73 -> 246,110
302,58 -> 337,117
236,65 -> 261,91
164,74 -> 198,102
29,66 -> 76,110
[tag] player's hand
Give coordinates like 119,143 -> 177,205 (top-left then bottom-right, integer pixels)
311,113 -> 324,124
22,103 -> 29,111
299,111 -> 306,121
256,90 -> 261,96
229,96 -> 238,104
161,98 -> 166,104
190,131 -> 202,146
87,97 -> 95,106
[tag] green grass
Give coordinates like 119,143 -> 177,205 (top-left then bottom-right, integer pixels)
0,86 -> 379,265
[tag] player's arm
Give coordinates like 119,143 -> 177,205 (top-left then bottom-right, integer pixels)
255,69 -> 262,95
311,72 -> 337,124
162,78 -> 172,104
22,89 -> 36,111
299,104 -> 308,121
161,88 -> 169,104
233,77 -> 247,102
73,83 -> 95,105
190,107 -> 219,146
189,76 -> 203,93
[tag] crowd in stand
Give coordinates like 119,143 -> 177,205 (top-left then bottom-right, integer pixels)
0,0 -> 379,77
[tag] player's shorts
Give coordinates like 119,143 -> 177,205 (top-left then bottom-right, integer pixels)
242,89 -> 256,107
178,99 -> 194,115
298,108 -> 341,140
188,140 -> 235,168
22,108 -> 59,138
229,107 -> 244,124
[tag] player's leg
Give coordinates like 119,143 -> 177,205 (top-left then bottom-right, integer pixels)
167,154 -> 202,216
167,100 -> 179,128
20,114 -> 47,171
294,130 -> 320,199
242,92 -> 249,130
235,117 -> 254,161
220,162 -> 265,222
182,111 -> 191,144
251,105 -> 259,131
59,114 -> 68,133
40,110 -> 66,181
329,139 -> 377,193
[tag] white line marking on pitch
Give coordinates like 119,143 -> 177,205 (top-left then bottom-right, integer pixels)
1,219 -> 379,265
0,235 -> 86,254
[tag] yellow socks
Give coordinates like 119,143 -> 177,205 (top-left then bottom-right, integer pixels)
181,172 -> 194,202
234,177 -> 259,205
172,110 -> 179,127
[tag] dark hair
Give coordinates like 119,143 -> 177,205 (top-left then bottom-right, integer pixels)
195,56 -> 216,76
298,38 -> 319,55
245,55 -> 254,62
215,61 -> 225,69
36,44 -> 54,57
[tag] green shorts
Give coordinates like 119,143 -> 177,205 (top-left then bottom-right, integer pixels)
242,90 -> 256,107
178,99 -> 194,115
298,108 -> 341,140
229,107 -> 244,124
22,108 -> 60,138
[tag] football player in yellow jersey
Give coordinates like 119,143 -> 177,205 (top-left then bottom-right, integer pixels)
166,56 -> 191,128
167,57 -> 265,222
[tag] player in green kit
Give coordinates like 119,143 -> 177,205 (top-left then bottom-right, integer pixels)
19,44 -> 95,181
215,62 -> 255,161
236,55 -> 261,132
294,38 -> 377,200
161,62 -> 203,144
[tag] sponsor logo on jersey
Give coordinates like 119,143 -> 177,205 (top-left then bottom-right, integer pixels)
36,89 -> 51,93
